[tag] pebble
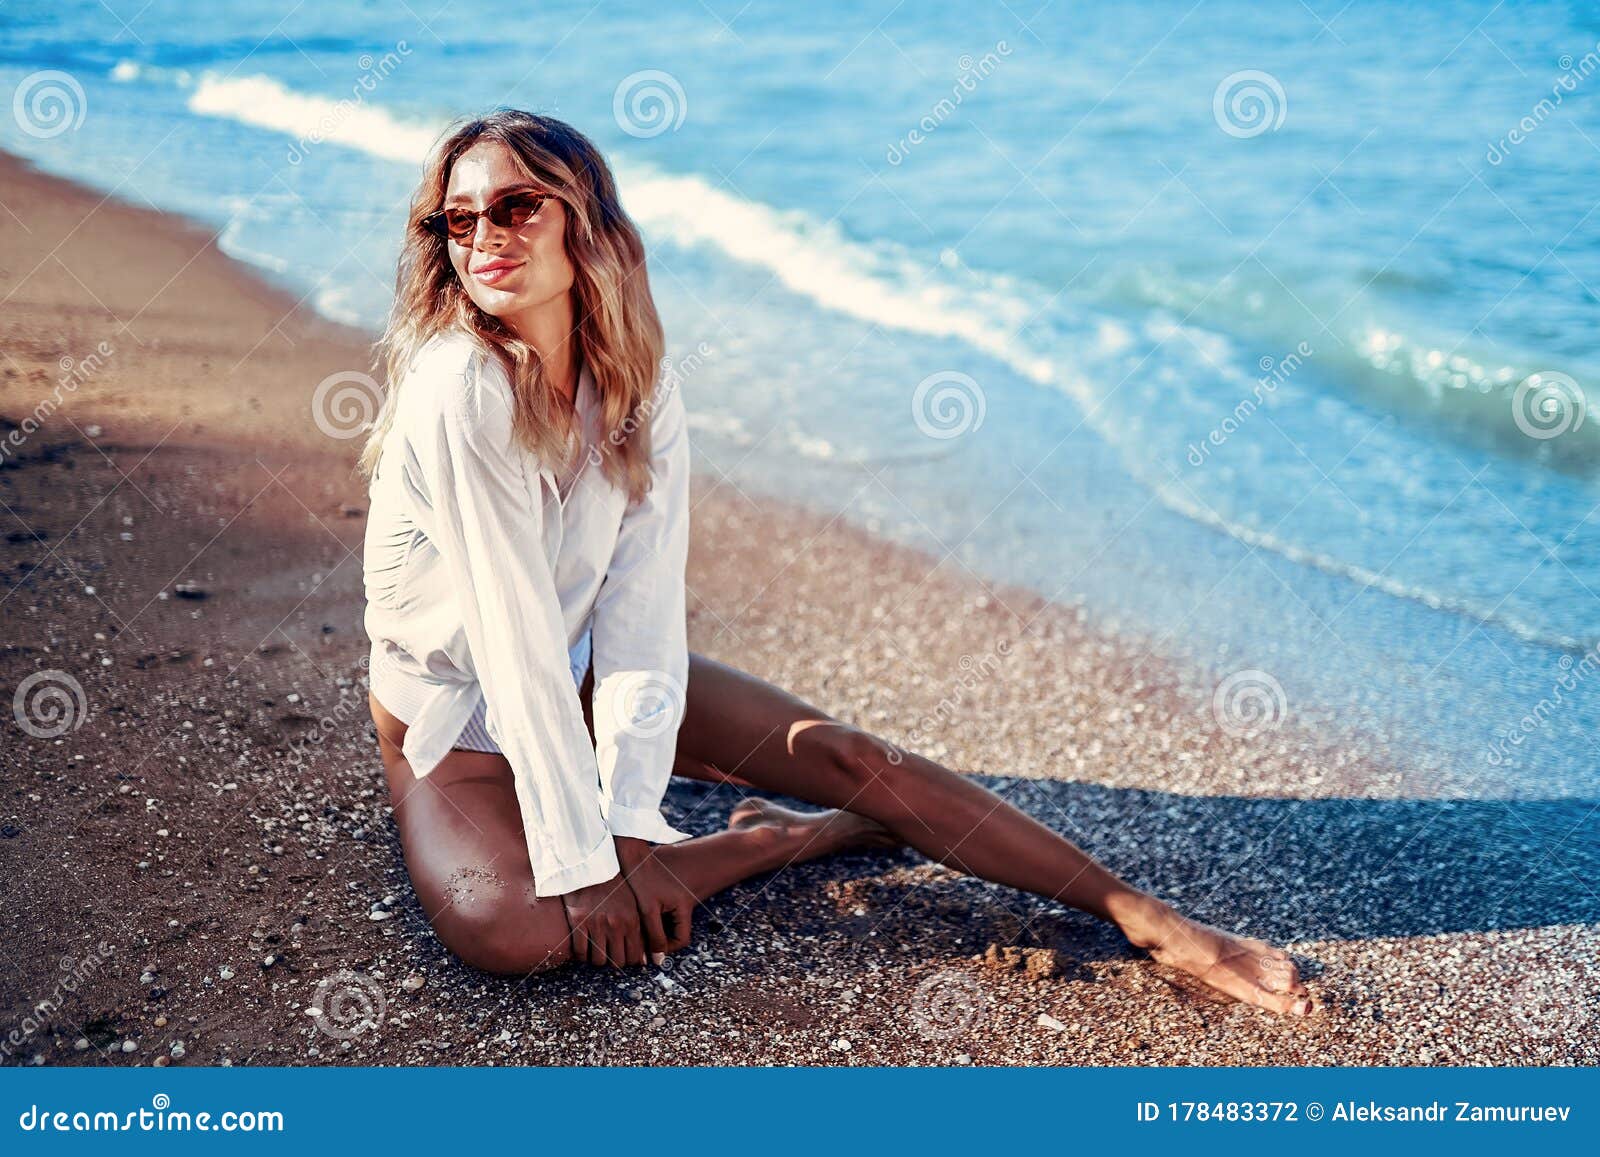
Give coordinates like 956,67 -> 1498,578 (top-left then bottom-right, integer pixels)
219,966 -> 235,980
368,909 -> 392,922
153,1055 -> 170,1067
154,1016 -> 167,1028
73,1039 -> 88,1051
401,975 -> 424,992
120,1040 -> 137,1053
1037,1012 -> 1068,1032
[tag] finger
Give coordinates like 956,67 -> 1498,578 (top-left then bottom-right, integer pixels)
608,927 -> 629,970
641,905 -> 669,957
588,923 -> 611,968
669,900 -> 693,953
624,924 -> 646,968
569,922 -> 590,966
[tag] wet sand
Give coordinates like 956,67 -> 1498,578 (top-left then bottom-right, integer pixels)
1,147 -> 1595,1067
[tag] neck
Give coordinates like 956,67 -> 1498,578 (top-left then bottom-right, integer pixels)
506,291 -> 580,404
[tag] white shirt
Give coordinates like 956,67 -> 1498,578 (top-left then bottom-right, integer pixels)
362,330 -> 693,897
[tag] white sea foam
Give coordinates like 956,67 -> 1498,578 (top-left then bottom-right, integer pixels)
172,72 -> 1589,649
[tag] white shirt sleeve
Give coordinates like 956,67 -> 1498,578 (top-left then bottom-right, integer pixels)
588,374 -> 695,846
408,350 -> 621,897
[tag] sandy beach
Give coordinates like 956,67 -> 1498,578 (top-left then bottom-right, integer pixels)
2,147 -> 1595,1068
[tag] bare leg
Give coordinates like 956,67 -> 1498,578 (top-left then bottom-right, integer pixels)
369,692 -> 886,976
672,652 -> 1316,1017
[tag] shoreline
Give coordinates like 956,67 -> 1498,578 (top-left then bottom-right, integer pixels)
2,146 -> 1595,1067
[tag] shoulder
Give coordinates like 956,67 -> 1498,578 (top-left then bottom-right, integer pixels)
396,331 -> 516,435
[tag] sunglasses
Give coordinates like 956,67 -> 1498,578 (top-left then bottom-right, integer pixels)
421,189 -> 554,242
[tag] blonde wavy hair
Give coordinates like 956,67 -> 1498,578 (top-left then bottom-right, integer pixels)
358,110 -> 665,505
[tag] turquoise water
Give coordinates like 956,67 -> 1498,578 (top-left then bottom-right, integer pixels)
2,0 -> 1597,794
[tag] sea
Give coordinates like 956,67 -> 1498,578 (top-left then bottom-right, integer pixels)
2,0 -> 1597,797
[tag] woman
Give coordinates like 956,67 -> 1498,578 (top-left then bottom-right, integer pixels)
360,110 -> 1316,1018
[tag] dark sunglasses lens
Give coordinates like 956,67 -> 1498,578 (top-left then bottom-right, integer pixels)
425,193 -> 546,240
490,193 -> 543,228
423,211 -> 467,240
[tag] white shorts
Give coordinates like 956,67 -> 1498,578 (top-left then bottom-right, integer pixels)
369,624 -> 592,754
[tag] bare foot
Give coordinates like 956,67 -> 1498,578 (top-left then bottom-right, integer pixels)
1118,897 -> 1318,1017
728,797 -> 900,861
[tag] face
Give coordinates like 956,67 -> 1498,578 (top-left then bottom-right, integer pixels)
441,140 -> 575,327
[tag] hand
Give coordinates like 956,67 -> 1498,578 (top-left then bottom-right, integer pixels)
615,836 -> 695,958
558,875 -> 647,968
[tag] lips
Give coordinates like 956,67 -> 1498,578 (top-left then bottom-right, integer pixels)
470,259 -> 523,285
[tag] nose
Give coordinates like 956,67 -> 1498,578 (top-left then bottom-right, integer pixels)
469,213 -> 506,249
